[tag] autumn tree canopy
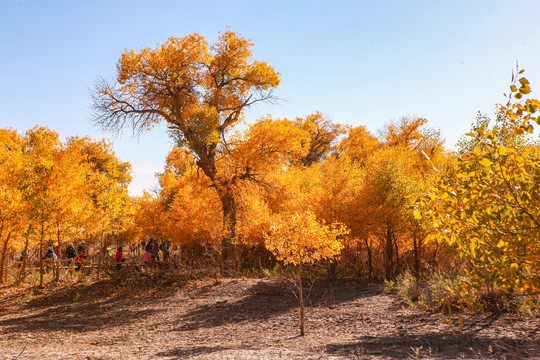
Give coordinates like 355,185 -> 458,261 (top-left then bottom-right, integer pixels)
0,126 -> 133,284
92,30 -> 281,258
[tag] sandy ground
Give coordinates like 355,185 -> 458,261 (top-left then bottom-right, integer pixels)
0,276 -> 539,359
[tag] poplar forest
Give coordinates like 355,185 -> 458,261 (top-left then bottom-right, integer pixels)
0,31 -> 539,359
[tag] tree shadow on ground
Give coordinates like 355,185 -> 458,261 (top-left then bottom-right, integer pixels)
171,279 -> 375,332
324,332 -> 540,359
155,346 -> 229,359
0,278 -> 179,334
23,272 -> 183,308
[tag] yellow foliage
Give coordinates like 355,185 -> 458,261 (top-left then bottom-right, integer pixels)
423,70 -> 540,303
0,126 -> 133,253
264,211 -> 349,266
338,125 -> 379,164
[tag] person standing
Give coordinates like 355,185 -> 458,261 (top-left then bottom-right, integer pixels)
151,242 -> 160,263
162,242 -> 171,262
115,246 -> 124,270
142,249 -> 152,272
43,244 -> 57,261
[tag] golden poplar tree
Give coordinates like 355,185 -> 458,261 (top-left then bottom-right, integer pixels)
264,211 -> 348,336
92,30 -> 280,260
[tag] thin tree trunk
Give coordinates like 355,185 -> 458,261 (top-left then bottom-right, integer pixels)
39,222 -> 44,287
364,237 -> 372,280
96,229 -> 104,281
55,225 -> 61,282
18,225 -> 31,284
385,224 -> 394,280
327,257 -> 337,282
413,233 -> 420,277
298,263 -> 305,336
0,231 -> 11,284
393,231 -> 400,272
355,240 -> 363,275
0,223 -> 3,283
431,242 -> 439,270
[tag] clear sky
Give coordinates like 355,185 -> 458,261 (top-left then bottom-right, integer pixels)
2,1 -> 540,195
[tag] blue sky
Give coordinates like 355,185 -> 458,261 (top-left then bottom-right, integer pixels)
2,1 -> 540,195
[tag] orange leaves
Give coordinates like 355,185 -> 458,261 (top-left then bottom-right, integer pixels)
338,125 -> 379,165
114,33 -> 207,127
211,30 -> 253,73
111,29 -> 280,136
246,61 -> 281,89
264,211 -> 349,266
164,147 -> 197,178
99,29 -> 281,154
94,30 -> 282,247
230,116 -> 309,172
505,70 -> 540,132
0,128 -> 27,260
145,155 -> 222,246
117,33 -> 209,86
0,126 -> 133,253
384,117 -> 427,148
294,112 -> 345,166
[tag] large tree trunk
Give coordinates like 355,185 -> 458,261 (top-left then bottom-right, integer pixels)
197,156 -> 238,267
219,190 -> 237,265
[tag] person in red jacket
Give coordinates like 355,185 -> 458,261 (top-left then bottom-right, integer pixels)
74,252 -> 86,271
115,246 -> 124,270
142,249 -> 152,272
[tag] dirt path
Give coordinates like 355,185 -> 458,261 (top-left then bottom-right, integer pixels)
0,278 -> 538,359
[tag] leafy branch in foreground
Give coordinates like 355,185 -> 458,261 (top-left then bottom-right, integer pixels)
422,68 -> 540,311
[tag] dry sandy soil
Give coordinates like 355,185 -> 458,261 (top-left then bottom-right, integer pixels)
0,275 -> 538,359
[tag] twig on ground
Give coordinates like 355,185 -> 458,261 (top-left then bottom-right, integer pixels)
14,343 -> 28,360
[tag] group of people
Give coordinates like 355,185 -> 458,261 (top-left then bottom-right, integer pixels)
40,242 -> 88,270
36,238 -> 172,272
141,238 -> 171,271
113,238 -> 171,272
